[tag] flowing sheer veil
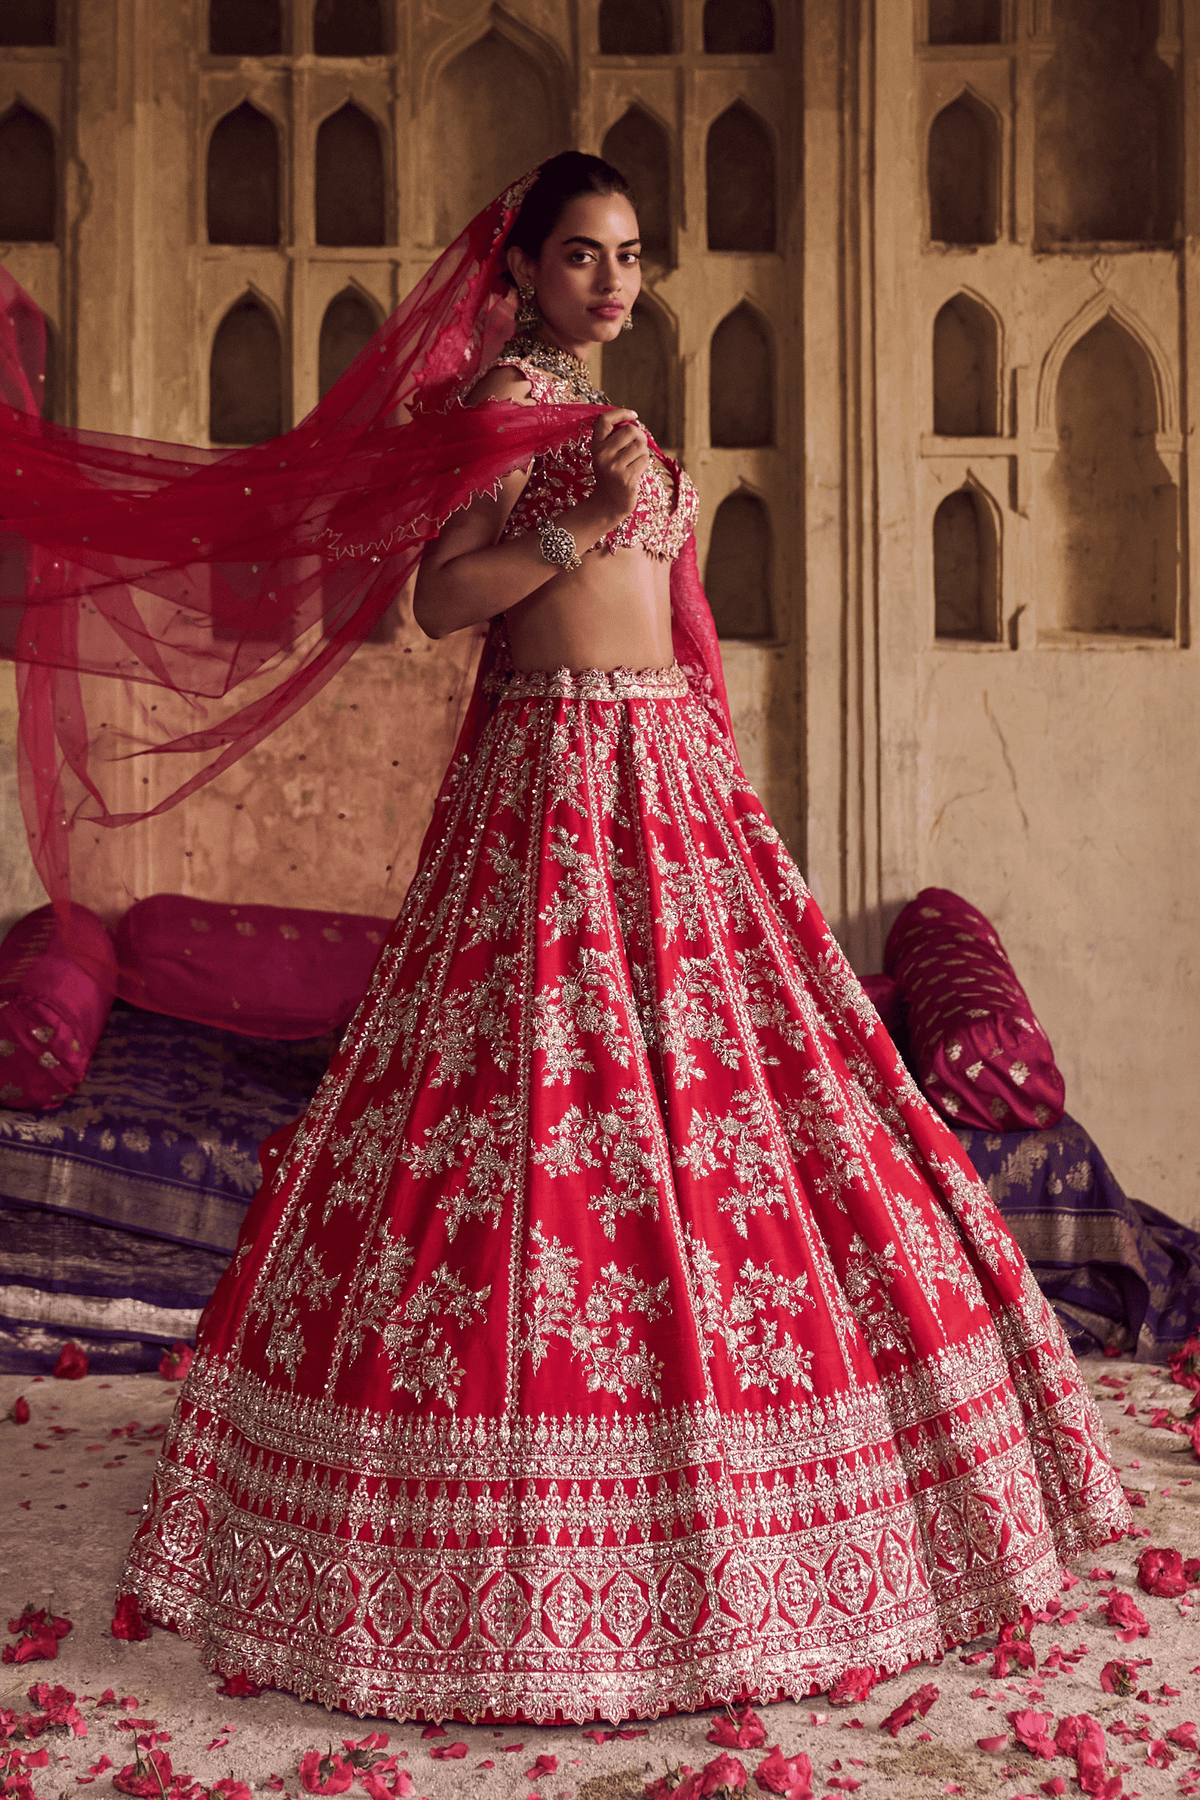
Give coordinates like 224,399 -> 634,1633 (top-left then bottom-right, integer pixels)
0,166 -> 730,953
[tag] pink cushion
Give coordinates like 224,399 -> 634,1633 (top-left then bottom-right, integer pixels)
884,887 -> 1065,1131
0,906 -> 117,1111
114,896 -> 391,1039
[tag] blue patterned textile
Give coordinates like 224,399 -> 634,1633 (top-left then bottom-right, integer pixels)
956,1113 -> 1200,1360
0,1004 -> 332,1371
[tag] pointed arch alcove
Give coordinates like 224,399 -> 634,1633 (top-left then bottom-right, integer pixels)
933,293 -> 1000,436
319,287 -> 383,399
602,295 -> 674,446
1034,0 -> 1178,246
706,103 -> 775,252
206,102 -> 280,245
433,28 -> 561,244
601,106 -> 670,264
313,0 -> 383,56
315,103 -> 385,246
210,294 -> 284,445
703,0 -> 774,54
599,0 -> 671,55
710,303 -> 773,447
1041,315 -> 1177,639
705,490 -> 773,640
933,483 -> 1000,641
0,103 -> 56,242
0,1 -> 55,46
927,0 -> 1001,44
209,0 -> 281,55
928,93 -> 999,245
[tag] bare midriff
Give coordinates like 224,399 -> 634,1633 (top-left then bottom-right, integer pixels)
505,544 -> 674,674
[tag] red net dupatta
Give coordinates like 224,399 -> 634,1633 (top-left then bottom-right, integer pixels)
0,168 -> 731,955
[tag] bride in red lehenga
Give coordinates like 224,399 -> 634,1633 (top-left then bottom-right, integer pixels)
115,155 -> 1128,1723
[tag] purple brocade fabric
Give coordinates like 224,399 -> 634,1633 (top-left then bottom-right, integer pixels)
956,1113 -> 1200,1360
0,1003 -> 332,1371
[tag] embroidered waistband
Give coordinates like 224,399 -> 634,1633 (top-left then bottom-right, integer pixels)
492,663 -> 690,703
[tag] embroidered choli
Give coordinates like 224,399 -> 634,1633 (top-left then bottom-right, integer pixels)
492,354 -> 698,563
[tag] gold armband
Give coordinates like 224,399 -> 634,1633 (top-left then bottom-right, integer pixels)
536,517 -> 582,575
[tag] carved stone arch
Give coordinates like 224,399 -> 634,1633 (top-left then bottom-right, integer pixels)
706,97 -> 777,252
205,97 -> 282,245
419,6 -> 569,125
601,101 -> 672,262
933,471 -> 1002,641
601,286 -> 678,446
932,286 -> 1003,436
315,99 -> 388,245
1035,292 -> 1178,441
710,297 -> 774,447
209,285 -> 286,445
705,483 -> 774,640
927,85 -> 1001,245
423,8 -> 568,243
319,281 -> 385,399
0,98 -> 57,242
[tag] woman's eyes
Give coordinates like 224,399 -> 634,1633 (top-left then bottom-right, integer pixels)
565,251 -> 642,266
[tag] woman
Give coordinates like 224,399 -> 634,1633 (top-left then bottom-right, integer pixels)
114,155 -> 1127,1725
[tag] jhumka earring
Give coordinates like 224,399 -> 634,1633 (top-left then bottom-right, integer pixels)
621,311 -> 634,332
516,283 -> 541,331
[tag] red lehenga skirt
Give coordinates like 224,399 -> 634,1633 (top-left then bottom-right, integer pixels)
119,663 -> 1127,1723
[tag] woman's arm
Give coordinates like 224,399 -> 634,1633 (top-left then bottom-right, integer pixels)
412,367 -> 648,641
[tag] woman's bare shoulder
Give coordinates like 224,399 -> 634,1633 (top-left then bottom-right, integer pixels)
465,362 -> 535,407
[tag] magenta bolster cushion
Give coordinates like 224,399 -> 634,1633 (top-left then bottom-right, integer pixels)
859,972 -> 906,1047
114,895 -> 393,1039
883,886 -> 1065,1132
0,905 -> 117,1111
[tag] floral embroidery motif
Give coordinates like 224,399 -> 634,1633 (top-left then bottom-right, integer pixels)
532,1088 -> 662,1237
403,1094 -> 519,1239
675,1094 -> 789,1235
520,1222 -> 669,1399
532,949 -> 633,1084
685,1228 -> 815,1394
248,1218 -> 338,1380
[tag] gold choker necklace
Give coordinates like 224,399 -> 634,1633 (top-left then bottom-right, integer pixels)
507,332 -> 609,404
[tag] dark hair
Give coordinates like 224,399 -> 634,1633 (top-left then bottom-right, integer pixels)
502,151 -> 631,282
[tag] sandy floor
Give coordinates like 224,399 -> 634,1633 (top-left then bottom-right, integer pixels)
1,1356 -> 1197,1800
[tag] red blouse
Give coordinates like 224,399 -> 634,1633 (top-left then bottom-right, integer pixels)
493,354 -> 699,563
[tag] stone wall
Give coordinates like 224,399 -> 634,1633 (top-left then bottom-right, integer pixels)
2,0 -> 1198,1226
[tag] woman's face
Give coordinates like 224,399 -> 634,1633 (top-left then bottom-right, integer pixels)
510,191 -> 642,352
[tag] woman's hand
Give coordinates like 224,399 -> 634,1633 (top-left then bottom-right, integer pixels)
591,409 -> 650,520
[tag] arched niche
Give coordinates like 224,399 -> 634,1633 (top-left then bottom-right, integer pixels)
210,295 -> 283,445
1042,316 -> 1176,637
599,0 -> 671,55
927,0 -> 1001,44
705,491 -> 773,640
1035,0 -> 1177,246
601,296 -> 673,445
710,303 -> 773,447
0,1 -> 55,46
703,0 -> 774,53
206,102 -> 280,245
0,104 -> 56,242
933,486 -> 1000,641
933,293 -> 999,436
319,288 -> 382,399
209,0 -> 281,54
706,103 -> 775,252
313,0 -> 383,56
928,93 -> 999,245
433,30 -> 559,245
601,107 -> 670,263
316,103 -> 385,246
